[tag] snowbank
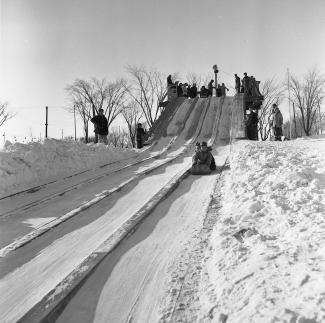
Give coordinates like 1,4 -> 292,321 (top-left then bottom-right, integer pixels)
200,137 -> 325,322
0,139 -> 138,196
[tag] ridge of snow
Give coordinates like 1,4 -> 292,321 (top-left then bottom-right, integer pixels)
0,139 -> 138,196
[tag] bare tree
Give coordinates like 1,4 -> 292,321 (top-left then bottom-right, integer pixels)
121,101 -> 143,147
258,78 -> 285,140
66,78 -> 127,142
186,72 -> 210,88
125,65 -> 167,128
289,68 -> 325,136
0,101 -> 15,128
104,79 -> 128,128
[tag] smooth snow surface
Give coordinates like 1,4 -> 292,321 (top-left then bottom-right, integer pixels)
22,217 -> 57,229
198,137 -> 325,323
0,139 -> 138,196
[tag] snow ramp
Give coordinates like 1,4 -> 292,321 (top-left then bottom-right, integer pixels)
153,96 -> 236,148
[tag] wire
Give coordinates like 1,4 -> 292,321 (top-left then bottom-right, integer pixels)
10,106 -> 68,110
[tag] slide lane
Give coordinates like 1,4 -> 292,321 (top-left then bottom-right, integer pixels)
0,155 -> 193,323
0,98 -> 208,252
0,96 -> 233,322
56,141 -> 229,323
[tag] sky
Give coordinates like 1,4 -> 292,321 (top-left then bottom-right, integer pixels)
1,0 -> 325,143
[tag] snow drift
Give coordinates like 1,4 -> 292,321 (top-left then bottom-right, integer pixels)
199,137 -> 325,323
0,139 -> 138,196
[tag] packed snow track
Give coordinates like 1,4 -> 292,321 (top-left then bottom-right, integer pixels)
0,97 -> 235,323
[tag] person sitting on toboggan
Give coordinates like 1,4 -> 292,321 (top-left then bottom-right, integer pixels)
191,141 -> 216,175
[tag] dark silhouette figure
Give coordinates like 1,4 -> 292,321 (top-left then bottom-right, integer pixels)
242,72 -> 250,94
207,80 -> 214,97
167,75 -> 173,85
216,84 -> 222,97
91,108 -> 108,144
200,86 -> 208,98
136,123 -> 146,148
177,82 -> 183,97
190,84 -> 197,98
235,74 -> 241,94
246,109 -> 258,140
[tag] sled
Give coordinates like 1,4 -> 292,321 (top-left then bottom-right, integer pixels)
191,164 -> 211,175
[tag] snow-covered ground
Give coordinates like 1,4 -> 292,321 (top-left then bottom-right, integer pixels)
2,103 -> 325,322
0,139 -> 138,196
198,136 -> 325,323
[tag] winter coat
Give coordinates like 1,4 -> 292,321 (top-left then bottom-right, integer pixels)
272,110 -> 283,127
136,127 -> 146,140
246,111 -> 258,126
167,75 -> 173,85
182,85 -> 188,96
242,76 -> 250,93
91,115 -> 108,135
192,150 -> 213,166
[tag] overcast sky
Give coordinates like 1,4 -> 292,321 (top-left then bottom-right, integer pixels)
1,0 -> 325,142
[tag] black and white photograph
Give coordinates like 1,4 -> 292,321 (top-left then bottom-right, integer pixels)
1,0 -> 325,322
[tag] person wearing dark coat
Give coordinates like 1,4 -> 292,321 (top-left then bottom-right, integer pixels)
200,86 -> 208,98
242,72 -> 250,94
207,80 -> 214,97
167,74 -> 173,86
192,141 -> 214,171
216,84 -> 222,97
136,123 -> 146,149
190,84 -> 198,98
235,74 -> 241,94
177,82 -> 183,97
91,108 -> 108,144
246,109 -> 258,140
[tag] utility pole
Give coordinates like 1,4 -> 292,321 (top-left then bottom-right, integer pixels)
287,69 -> 292,139
213,64 -> 219,96
61,129 -> 64,139
318,101 -> 322,134
293,102 -> 298,138
3,132 -> 5,146
45,106 -> 48,138
74,104 -> 77,141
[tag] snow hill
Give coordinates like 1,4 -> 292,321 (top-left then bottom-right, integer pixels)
0,139 -> 138,196
1,95 -> 325,322
198,136 -> 325,322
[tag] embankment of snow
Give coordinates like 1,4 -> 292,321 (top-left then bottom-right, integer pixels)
0,139 -> 138,196
199,137 -> 325,323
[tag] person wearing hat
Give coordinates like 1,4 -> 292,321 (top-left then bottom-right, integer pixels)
192,141 -> 214,174
136,123 -> 146,149
91,108 -> 108,144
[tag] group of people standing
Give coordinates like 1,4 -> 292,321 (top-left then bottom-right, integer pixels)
167,75 -> 229,99
167,76 -> 198,99
90,109 -> 147,148
234,72 -> 259,96
201,80 -> 229,98
245,103 -> 284,141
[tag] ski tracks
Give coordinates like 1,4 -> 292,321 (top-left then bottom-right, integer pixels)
160,161 -> 228,323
